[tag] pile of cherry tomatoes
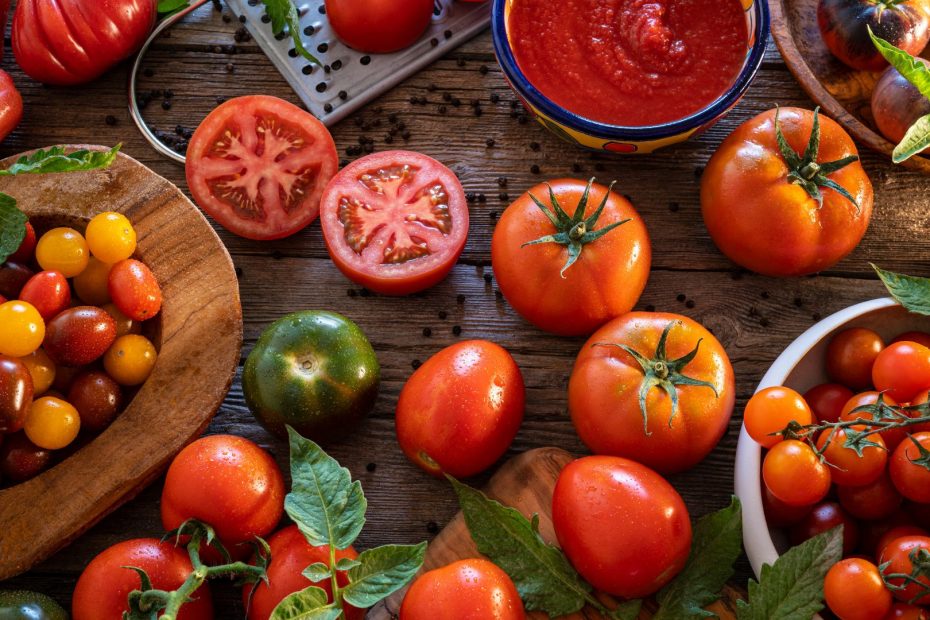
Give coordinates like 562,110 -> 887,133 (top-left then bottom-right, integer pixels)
0,211 -> 161,486
745,326 -> 930,619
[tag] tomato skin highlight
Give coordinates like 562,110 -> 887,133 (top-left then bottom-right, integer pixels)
890,432 -> 930,503
0,69 -> 22,142
43,306 -> 117,367
0,355 -> 33,433
744,386 -> 813,448
873,341 -> 930,402
881,535 -> 930,604
824,558 -> 892,620
400,558 -> 525,620
19,271 -> 71,321
763,439 -> 832,507
108,259 -> 162,321
325,0 -> 434,53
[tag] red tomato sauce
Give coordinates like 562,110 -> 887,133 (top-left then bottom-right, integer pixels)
507,0 -> 749,126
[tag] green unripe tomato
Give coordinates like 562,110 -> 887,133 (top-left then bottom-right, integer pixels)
0,590 -> 68,620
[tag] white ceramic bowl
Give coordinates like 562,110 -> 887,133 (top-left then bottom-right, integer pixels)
735,297 -> 930,580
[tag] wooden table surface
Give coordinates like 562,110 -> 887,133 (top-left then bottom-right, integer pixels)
0,3 -> 923,615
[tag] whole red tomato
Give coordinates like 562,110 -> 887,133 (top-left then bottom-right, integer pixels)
826,327 -> 884,391
824,558 -> 892,620
72,538 -> 213,620
881,535 -> 930,604
491,178 -> 651,336
552,456 -> 691,599
790,501 -> 859,555
108,259 -> 162,321
890,432 -> 930,503
701,107 -> 873,276
399,558 -> 524,620
873,341 -> 930,402
12,0 -> 156,85
804,383 -> 854,423
396,340 -> 524,477
568,312 -> 735,473
325,0 -> 435,53
243,526 -> 365,620
161,435 -> 285,548
19,271 -> 71,321
0,70 -> 22,142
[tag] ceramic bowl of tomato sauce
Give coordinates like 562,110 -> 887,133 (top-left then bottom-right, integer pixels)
491,0 -> 769,154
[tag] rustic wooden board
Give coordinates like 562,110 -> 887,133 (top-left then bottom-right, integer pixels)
0,147 -> 242,579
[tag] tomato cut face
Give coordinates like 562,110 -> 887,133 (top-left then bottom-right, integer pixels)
186,95 -> 338,240
320,151 -> 468,295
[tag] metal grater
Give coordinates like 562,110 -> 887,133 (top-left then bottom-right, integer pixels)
224,0 -> 491,125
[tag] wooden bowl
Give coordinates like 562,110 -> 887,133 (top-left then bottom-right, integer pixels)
0,146 -> 242,579
770,0 -> 930,173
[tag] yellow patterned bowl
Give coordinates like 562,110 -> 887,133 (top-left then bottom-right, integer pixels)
491,0 -> 770,154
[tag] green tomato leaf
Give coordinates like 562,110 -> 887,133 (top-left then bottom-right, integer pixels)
0,193 -> 27,264
261,0 -> 321,66
654,496 -> 743,620
0,145 -> 121,176
341,542 -> 427,608
735,526 -> 843,620
870,28 -> 930,101
270,586 -> 342,620
284,427 -> 367,550
334,557 -> 361,571
157,0 -> 190,14
301,562 -> 331,583
873,264 -> 930,315
450,476 -> 593,618
893,113 -> 930,163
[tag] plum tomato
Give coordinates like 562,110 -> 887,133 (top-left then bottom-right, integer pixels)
895,331 -> 930,348
72,538 -> 213,620
881,535 -> 930,604
18,270 -> 71,321
701,107 -> 872,277
762,484 -> 813,528
102,302 -> 141,337
243,311 -> 380,441
161,435 -> 285,547
744,386 -> 813,448
827,327 -> 884,391
73,257 -> 113,306
35,227 -> 89,278
186,95 -> 338,240
0,261 -> 33,299
108,259 -> 162,321
320,150 -> 468,295
0,300 -> 45,357
0,69 -> 22,142
552,455 -> 692,599
85,211 -> 136,264
8,220 -> 36,264
0,590 -> 68,620
824,558 -> 892,620
763,439 -> 832,506
838,472 -> 903,521
805,382 -> 855,423
873,61 -> 930,150
0,354 -> 33,433
19,348 -> 55,395
395,340 -> 524,477
818,0 -> 930,71
103,334 -> 157,386
325,0 -> 434,53
890,432 -> 930,503
68,371 -> 123,433
43,306 -> 116,367
0,431 -> 51,482
24,396 -> 80,450
243,525 -> 364,620
816,425 -> 887,486
399,558 -> 525,620
873,341 -> 930,402
877,525 -> 930,558
568,312 -> 735,473
842,391 -> 907,450
790,501 -> 860,555
492,178 -> 651,336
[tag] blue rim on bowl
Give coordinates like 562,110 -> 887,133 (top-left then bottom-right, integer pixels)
491,0 -> 771,145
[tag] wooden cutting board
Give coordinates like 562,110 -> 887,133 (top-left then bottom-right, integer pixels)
370,447 -> 743,619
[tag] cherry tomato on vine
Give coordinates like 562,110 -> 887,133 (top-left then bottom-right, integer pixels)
0,300 -> 45,358
108,259 -> 162,321
325,0 -> 435,53
824,558 -> 892,620
873,341 -> 930,402
103,334 -> 157,386
881,535 -> 930,605
890,432 -> 930,503
827,328 -> 884,391
816,425 -> 887,486
838,472 -> 903,521
35,227 -> 89,278
763,439 -> 832,506
805,383 -> 854,423
73,258 -> 113,306
19,271 -> 70,321
790,501 -> 860,555
877,526 -> 930,559
841,391 -> 907,450
400,558 -> 524,620
744,386 -> 813,448
85,211 -> 136,264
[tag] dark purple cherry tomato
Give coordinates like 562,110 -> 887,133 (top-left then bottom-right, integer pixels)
0,262 -> 34,299
43,306 -> 117,367
0,355 -> 32,433
68,370 -> 123,433
818,0 -> 930,71
790,501 -> 860,555
0,431 -> 51,482
872,60 -> 930,148
18,270 -> 71,321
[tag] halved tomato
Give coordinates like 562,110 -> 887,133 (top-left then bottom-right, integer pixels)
186,95 -> 338,241
319,150 -> 469,295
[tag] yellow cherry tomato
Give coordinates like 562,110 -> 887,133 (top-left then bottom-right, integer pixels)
104,335 -> 157,386
19,348 -> 56,395
25,396 -> 80,450
73,257 -> 113,305
101,303 -> 142,337
86,211 -> 137,264
35,227 -> 89,277
0,301 -> 45,357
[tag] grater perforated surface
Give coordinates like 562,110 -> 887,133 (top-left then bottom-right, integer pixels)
224,0 -> 491,125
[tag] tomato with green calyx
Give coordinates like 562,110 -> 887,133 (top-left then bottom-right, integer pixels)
568,312 -> 734,473
764,439 -> 832,507
0,590 -> 68,620
880,535 -> 930,605
890,432 -> 930,503
818,0 -> 930,71
816,424 -> 888,486
841,391 -> 908,450
399,558 -> 524,620
824,558 -> 893,620
827,327 -> 884,391
491,178 -> 650,336
0,355 -> 32,433
244,311 -> 380,441
744,386 -> 813,448
878,525 -> 930,558
702,107 -> 872,277
43,306 -> 116,367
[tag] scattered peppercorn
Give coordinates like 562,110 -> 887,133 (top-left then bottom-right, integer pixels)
452,325 -> 462,335
530,164 -> 540,174
412,359 -> 421,369
366,462 -> 376,472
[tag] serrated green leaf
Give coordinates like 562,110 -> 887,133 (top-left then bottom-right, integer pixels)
655,496 -> 743,620
0,145 -> 120,176
334,557 -> 361,571
284,427 -> 367,550
735,526 -> 843,620
341,542 -> 427,608
873,264 -> 930,315
870,28 -> 930,101
270,586 -> 341,620
0,193 -> 27,264
449,476 -> 592,618
893,113 -> 930,163
301,562 -> 331,583
261,0 -> 321,66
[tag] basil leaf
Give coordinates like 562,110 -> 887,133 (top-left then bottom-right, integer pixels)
655,496 -> 743,620
261,0 -> 321,66
157,0 -> 190,14
0,193 -> 27,264
284,427 -> 367,550
341,542 -> 427,608
450,476 -> 593,618
873,264 -> 930,315
0,145 -> 120,176
735,526 -> 843,620
301,562 -> 331,583
893,113 -> 930,163
870,28 -> 930,101
270,586 -> 342,620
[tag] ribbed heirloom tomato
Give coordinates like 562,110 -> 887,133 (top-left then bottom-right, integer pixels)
568,312 -> 734,473
400,558 -> 524,620
492,178 -> 650,336
0,69 -> 22,142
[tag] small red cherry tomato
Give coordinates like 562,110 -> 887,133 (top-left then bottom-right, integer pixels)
108,259 -> 162,321
805,382 -> 854,423
18,271 -> 70,321
43,306 -> 116,367
824,558 -> 892,620
873,341 -> 930,402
